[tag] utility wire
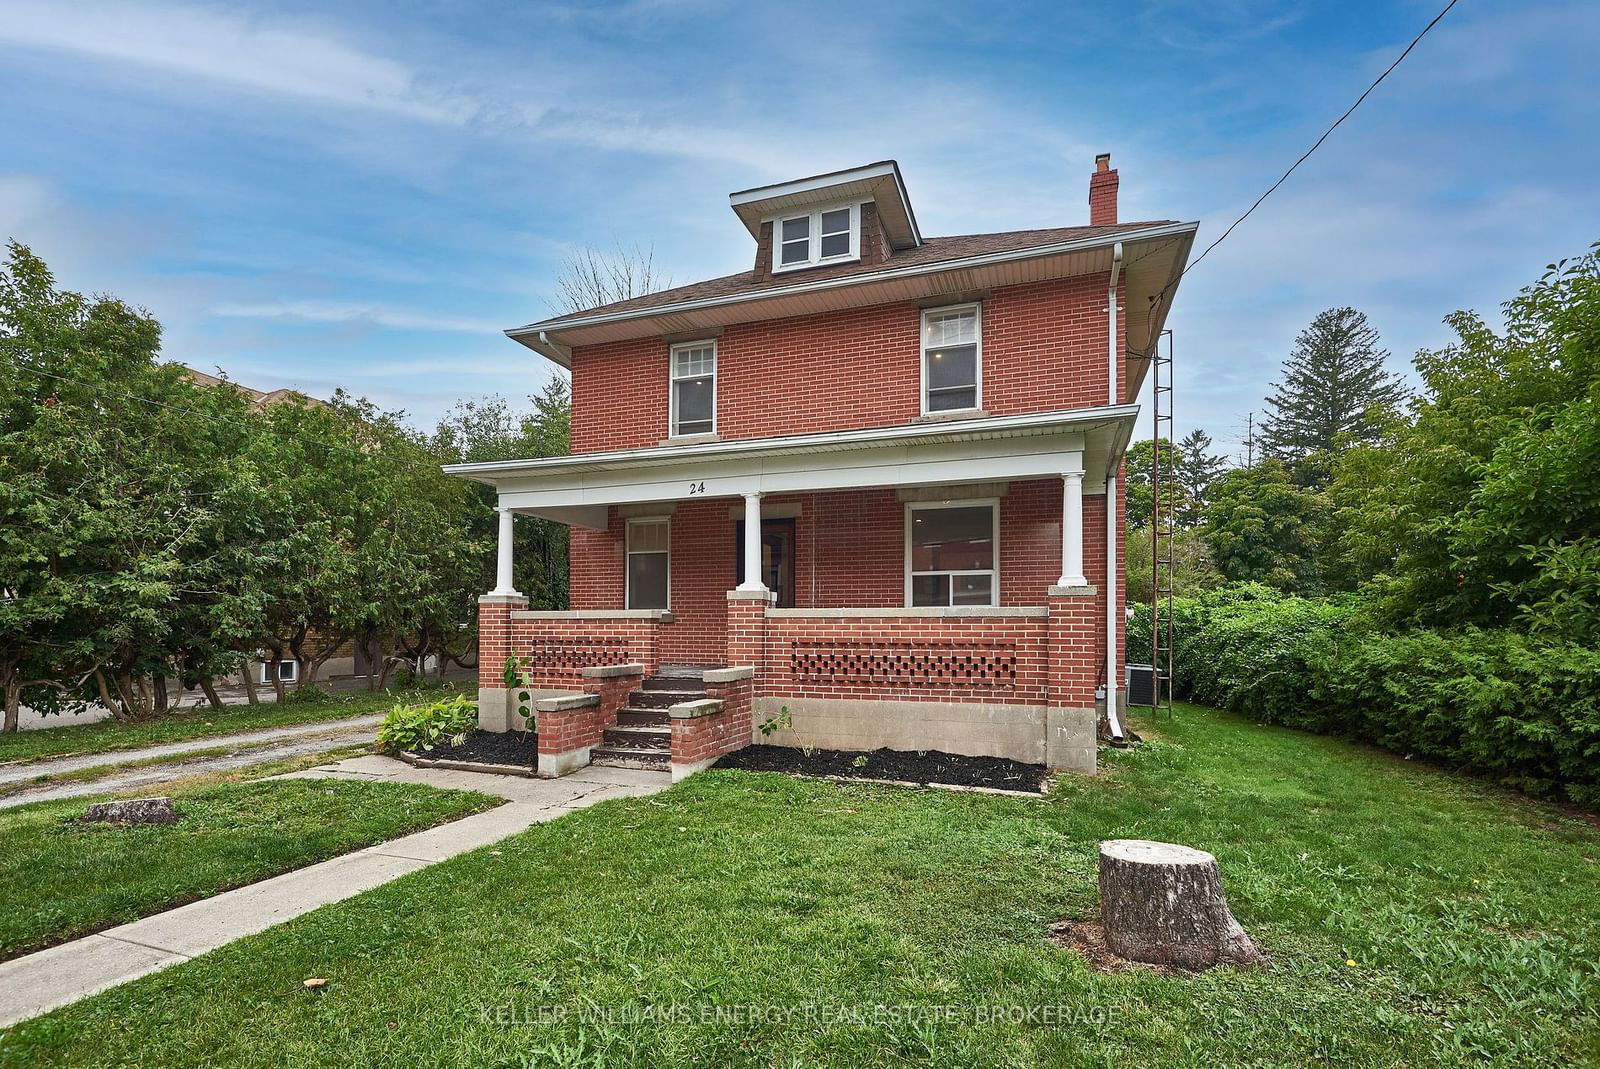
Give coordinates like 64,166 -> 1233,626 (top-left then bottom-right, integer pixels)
1154,0 -> 1460,306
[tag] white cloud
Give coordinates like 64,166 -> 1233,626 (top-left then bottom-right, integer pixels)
0,0 -> 480,123
211,300 -> 503,335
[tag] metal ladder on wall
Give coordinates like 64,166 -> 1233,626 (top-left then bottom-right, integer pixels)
1148,329 -> 1176,719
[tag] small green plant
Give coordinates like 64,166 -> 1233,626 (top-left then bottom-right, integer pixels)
757,705 -> 792,737
757,705 -> 818,757
375,695 -> 477,754
851,754 -> 869,770
281,683 -> 335,706
503,655 -> 534,733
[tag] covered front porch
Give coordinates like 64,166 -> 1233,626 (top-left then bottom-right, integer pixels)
448,406 -> 1133,778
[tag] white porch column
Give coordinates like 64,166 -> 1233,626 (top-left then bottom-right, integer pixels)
490,507 -> 521,596
1059,468 -> 1087,588
737,492 -> 767,592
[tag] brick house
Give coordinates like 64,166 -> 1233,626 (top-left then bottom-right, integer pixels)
448,156 -> 1195,780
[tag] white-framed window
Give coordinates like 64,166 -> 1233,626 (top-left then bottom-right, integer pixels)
905,500 -> 999,607
626,518 -> 671,610
772,202 -> 860,272
921,303 -> 982,414
258,659 -> 298,684
669,340 -> 716,437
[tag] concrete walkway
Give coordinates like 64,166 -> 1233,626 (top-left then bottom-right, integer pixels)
0,756 -> 670,1028
0,714 -> 385,790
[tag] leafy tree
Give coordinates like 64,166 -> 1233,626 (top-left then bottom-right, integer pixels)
431,381 -> 571,613
1124,437 -> 1194,531
1203,459 -> 1324,593
1125,527 -> 1222,603
0,242 -> 257,724
1260,307 -> 1408,483
1336,241 -> 1600,640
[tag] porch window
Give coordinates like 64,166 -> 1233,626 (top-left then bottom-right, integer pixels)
626,518 -> 670,609
906,501 -> 997,607
922,303 -> 981,413
669,341 -> 716,437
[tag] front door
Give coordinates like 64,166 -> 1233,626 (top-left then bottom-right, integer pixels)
734,518 -> 796,608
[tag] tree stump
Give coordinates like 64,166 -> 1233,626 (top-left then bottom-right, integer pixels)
1098,839 -> 1261,969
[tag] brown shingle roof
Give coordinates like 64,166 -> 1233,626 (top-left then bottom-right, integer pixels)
534,221 -> 1176,327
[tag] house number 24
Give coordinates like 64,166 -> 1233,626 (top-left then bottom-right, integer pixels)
688,481 -> 706,494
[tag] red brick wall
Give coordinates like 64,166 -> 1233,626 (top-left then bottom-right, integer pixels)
568,480 -> 1099,665
671,676 -> 753,768
503,616 -> 663,687
477,596 -> 524,689
568,273 -> 1124,455
759,613 -> 1049,704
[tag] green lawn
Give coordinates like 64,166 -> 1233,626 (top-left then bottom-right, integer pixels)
0,776 -> 500,961
5,703 -> 1599,1068
0,683 -> 465,766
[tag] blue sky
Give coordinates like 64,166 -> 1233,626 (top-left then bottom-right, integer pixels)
3,0 -> 1596,461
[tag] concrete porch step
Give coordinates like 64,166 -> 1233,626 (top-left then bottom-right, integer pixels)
603,724 -> 670,751
641,676 -> 707,693
590,745 -> 670,771
617,707 -> 670,727
652,664 -> 712,680
627,689 -> 702,709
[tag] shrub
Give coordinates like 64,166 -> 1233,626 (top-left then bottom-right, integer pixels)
1133,583 -> 1600,806
375,695 -> 477,754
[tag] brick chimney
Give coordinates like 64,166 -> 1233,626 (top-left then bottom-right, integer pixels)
1089,152 -> 1119,226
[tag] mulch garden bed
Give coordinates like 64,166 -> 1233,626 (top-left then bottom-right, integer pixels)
406,730 -> 537,771
714,744 -> 1048,794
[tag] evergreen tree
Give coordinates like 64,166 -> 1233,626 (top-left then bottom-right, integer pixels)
1174,428 -> 1226,527
1259,307 -> 1407,481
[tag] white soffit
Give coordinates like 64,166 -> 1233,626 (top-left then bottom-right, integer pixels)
511,223 -> 1195,368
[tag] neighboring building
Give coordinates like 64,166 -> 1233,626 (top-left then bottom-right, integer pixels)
178,366 -> 325,410
449,156 -> 1196,779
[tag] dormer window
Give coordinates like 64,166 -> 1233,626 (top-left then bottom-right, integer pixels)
773,203 -> 859,272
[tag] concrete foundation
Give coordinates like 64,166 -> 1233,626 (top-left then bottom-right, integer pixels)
536,746 -> 592,779
1045,707 -> 1098,773
477,687 -> 575,733
752,696 -> 1062,765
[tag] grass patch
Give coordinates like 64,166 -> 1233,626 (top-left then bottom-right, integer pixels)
5,704 -> 1600,1067
0,775 -> 499,960
0,683 -> 464,767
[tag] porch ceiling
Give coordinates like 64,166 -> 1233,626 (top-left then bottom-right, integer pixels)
444,405 -> 1137,529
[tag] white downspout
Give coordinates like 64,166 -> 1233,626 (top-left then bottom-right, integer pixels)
1103,242 -> 1125,741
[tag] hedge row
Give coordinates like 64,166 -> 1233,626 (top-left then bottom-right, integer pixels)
1130,584 -> 1600,806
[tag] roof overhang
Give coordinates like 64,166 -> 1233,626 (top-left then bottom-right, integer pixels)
729,160 -> 921,250
444,405 -> 1139,527
508,220 -> 1198,374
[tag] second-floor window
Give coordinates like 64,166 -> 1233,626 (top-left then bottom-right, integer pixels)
922,303 -> 981,413
670,340 -> 716,437
774,204 -> 858,271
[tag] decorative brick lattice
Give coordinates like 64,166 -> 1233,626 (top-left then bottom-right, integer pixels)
790,641 -> 1017,688
526,638 -> 632,671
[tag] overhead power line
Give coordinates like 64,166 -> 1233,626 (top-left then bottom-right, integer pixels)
1155,0 -> 1461,305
